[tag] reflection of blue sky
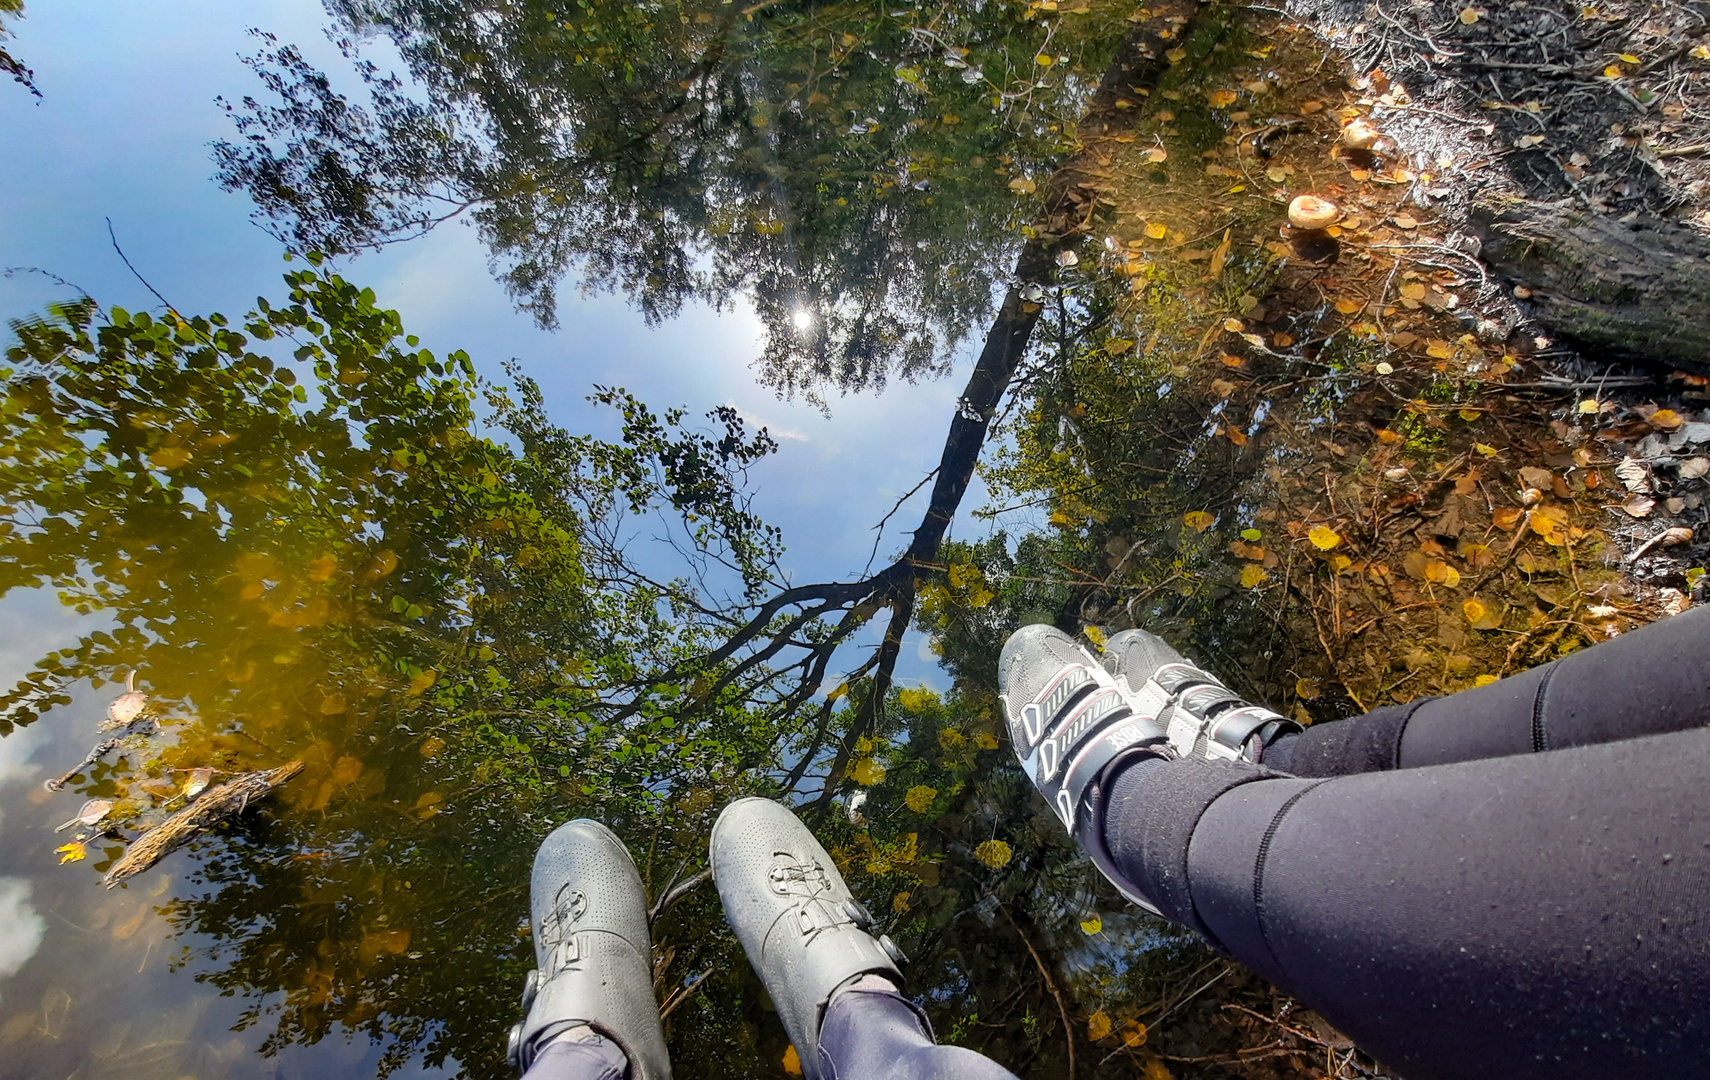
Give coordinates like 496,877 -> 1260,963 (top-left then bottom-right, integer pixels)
0,4 -> 1026,1065
0,0 -> 1010,694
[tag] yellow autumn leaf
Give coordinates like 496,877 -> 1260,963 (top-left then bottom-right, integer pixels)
1426,339 -> 1456,359
827,682 -> 850,702
1008,177 -> 1036,195
1308,525 -> 1342,550
1577,399 -> 1599,415
1143,147 -> 1168,164
1464,599 -> 1488,622
1650,408 -> 1684,431
893,891 -> 912,914
149,445 -> 194,470
1473,442 -> 1500,458
974,839 -> 1012,868
1123,1019 -> 1149,1047
1474,674 -> 1500,686
1089,1010 -> 1114,1040
898,686 -> 939,712
783,1046 -> 803,1076
1083,625 -> 1107,648
850,758 -> 887,786
905,784 -> 938,812
1208,89 -> 1239,107
1183,510 -> 1216,532
975,731 -> 1001,750
1144,221 -> 1168,240
1034,53 -> 1054,67
1165,47 -> 1188,64
1240,563 -> 1268,588
1335,298 -> 1363,314
1459,7 -> 1480,23
1104,338 -> 1135,355
56,841 -> 88,864
1459,408 -> 1481,421
1081,915 -> 1104,934
1603,64 -> 1623,78
1331,554 -> 1352,573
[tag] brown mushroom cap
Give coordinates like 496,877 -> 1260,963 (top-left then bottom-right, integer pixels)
1287,194 -> 1341,230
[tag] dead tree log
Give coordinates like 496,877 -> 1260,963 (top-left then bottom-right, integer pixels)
1473,196 -> 1710,377
103,761 -> 304,887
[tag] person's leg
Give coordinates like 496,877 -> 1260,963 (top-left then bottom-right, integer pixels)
1263,604 -> 1710,776
1097,731 -> 1710,1080
710,799 -> 1020,1080
521,1029 -> 630,1080
816,976 -> 1020,1080
1001,623 -> 1710,1080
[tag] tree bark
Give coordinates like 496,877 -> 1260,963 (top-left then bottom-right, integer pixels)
1473,196 -> 1710,377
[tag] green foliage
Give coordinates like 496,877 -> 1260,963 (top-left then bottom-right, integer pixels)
0,0 -> 36,97
214,0 -> 1135,400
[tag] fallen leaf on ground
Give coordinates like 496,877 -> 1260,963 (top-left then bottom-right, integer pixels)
1308,525 -> 1342,550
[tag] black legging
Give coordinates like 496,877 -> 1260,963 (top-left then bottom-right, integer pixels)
1100,604 -> 1710,1080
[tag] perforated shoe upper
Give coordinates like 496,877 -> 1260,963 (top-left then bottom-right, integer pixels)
511,819 -> 672,1080
710,798 -> 902,1080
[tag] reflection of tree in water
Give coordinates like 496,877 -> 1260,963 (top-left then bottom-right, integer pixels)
216,0 -> 1134,401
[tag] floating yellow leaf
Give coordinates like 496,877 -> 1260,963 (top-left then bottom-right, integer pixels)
1183,510 -> 1216,532
1083,625 -> 1107,649
1165,47 -> 1188,64
56,841 -> 88,864
1295,677 -> 1321,700
1335,298 -> 1363,314
1208,89 -> 1238,107
1426,339 -> 1456,359
1240,563 -> 1268,588
1241,528 -> 1263,541
1399,283 -> 1427,301
1650,408 -> 1684,431
783,1046 -> 803,1076
1473,442 -> 1500,458
1088,1010 -> 1114,1040
1123,1019 -> 1149,1047
974,839 -> 1013,868
1603,64 -> 1623,78
1008,177 -> 1037,195
1459,6 -> 1480,22
1144,221 -> 1169,240
1577,399 -> 1599,415
905,784 -> 938,812
1034,53 -> 1055,67
1331,554 -> 1352,573
1081,915 -> 1104,934
1459,408 -> 1481,421
1308,525 -> 1342,550
850,758 -> 887,786
148,445 -> 193,470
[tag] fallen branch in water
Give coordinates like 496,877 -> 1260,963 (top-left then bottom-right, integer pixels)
103,761 -> 304,887
44,737 -> 124,792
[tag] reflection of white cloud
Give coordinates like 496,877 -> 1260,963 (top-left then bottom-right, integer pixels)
0,724 -> 46,793
0,878 -> 46,984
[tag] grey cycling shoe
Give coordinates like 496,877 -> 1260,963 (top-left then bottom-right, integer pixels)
710,798 -> 908,1080
1102,628 -> 1298,764
998,624 -> 1170,911
506,820 -> 671,1079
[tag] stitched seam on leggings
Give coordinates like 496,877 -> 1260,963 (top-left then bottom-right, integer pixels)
1252,782 -> 1326,971
1388,697 -> 1431,770
1531,663 -> 1559,753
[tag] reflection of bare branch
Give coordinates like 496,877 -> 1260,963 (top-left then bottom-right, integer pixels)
44,737 -> 124,792
648,868 -> 712,926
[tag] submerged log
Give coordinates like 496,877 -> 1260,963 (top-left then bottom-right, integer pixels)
102,761 -> 304,887
1473,196 -> 1710,377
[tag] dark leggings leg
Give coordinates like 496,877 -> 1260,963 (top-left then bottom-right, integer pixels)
1101,729 -> 1710,1080
520,1036 -> 629,1080
817,988 -> 1020,1080
1264,604 -> 1710,777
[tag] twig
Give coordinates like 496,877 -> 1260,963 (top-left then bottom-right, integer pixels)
1002,906 -> 1074,1080
648,868 -> 712,925
44,738 -> 123,792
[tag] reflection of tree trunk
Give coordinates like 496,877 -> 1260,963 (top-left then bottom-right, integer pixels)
1473,196 -> 1710,377
791,2 -> 1206,806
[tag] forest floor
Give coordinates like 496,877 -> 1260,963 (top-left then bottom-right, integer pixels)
1040,3 -> 1710,1076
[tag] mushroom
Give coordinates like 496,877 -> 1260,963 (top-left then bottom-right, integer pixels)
1342,118 -> 1381,150
1287,194 -> 1341,230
